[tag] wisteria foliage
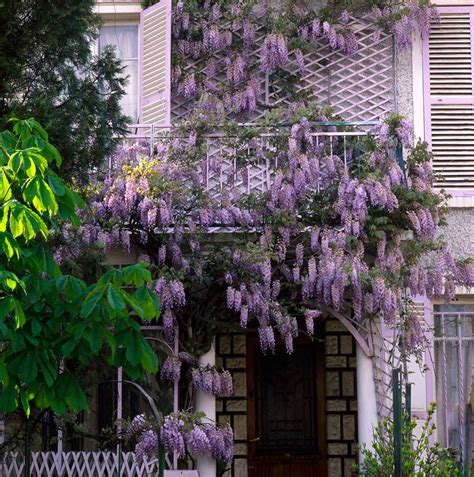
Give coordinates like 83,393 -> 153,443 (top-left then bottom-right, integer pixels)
75,109 -> 473,364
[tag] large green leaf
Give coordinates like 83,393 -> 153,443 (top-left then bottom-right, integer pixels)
22,176 -> 58,216
0,296 -> 13,320
122,263 -> 151,287
134,286 -> 161,321
44,143 -> 61,168
107,284 -> 126,311
56,374 -> 88,411
47,172 -> 65,197
141,340 -> 159,373
80,284 -> 105,318
19,352 -> 38,383
61,339 -> 77,358
85,323 -> 103,354
37,352 -> 57,387
0,168 -> 12,201
9,203 -> 48,240
0,203 -> 10,231
121,292 -> 145,320
13,298 -> 26,328
0,233 -> 20,259
11,333 -> 25,352
124,332 -> 144,367
0,363 -> 9,386
19,389 -> 31,416
0,384 -> 17,412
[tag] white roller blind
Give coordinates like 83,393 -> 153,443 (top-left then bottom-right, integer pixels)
99,25 -> 139,122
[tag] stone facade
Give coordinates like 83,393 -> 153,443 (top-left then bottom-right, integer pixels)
216,333 -> 248,477
216,320 -> 358,477
325,319 -> 358,477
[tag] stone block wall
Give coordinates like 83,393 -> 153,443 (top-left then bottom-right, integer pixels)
216,321 -> 358,477
325,319 -> 358,477
216,333 -> 248,477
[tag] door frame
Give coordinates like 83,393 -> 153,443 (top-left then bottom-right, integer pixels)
246,332 -> 327,475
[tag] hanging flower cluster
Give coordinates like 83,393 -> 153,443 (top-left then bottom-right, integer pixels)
160,355 -> 234,397
127,413 -> 233,464
160,355 -> 182,382
191,366 -> 234,397
162,415 -> 233,463
127,414 -> 159,464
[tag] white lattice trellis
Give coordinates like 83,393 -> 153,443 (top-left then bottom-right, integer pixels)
0,451 -> 160,477
171,14 -> 394,123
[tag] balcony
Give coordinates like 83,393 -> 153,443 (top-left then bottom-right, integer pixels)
118,121 -> 385,202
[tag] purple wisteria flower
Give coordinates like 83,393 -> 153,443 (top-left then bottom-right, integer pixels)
160,415 -> 185,458
160,356 -> 182,382
128,414 -> 146,437
260,34 -> 288,73
187,426 -> 211,456
205,424 -> 233,462
135,430 -> 159,465
191,367 -> 234,397
294,48 -> 305,74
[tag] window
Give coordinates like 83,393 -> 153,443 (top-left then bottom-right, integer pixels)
99,25 -> 139,122
434,304 -> 474,469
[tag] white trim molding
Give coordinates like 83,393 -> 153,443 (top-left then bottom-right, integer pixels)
94,1 -> 142,22
412,35 -> 425,143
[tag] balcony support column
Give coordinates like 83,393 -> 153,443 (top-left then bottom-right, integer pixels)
195,341 -> 216,477
356,343 -> 378,462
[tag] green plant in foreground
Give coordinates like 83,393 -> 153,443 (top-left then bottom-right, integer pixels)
0,119 -> 160,416
357,404 -> 459,477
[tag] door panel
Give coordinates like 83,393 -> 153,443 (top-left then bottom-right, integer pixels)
247,337 -> 327,477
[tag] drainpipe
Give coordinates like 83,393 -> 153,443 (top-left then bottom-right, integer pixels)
195,341 -> 216,477
356,343 -> 378,462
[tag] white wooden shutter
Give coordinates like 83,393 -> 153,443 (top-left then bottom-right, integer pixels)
139,0 -> 171,126
424,7 -> 474,188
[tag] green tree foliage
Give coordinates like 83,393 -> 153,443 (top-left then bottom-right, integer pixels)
0,0 -> 128,182
0,119 -> 160,416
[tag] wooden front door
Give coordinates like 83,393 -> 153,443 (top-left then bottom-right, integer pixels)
247,337 -> 327,477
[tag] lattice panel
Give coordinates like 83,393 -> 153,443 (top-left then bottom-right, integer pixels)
278,17 -> 394,121
171,14 -> 394,123
201,135 -> 276,200
372,320 -> 397,420
0,451 -> 161,477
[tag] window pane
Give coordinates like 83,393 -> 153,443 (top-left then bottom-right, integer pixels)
99,25 -> 139,121
121,59 -> 138,121
99,25 -> 138,58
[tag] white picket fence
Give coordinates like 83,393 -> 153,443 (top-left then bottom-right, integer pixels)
0,451 -> 161,477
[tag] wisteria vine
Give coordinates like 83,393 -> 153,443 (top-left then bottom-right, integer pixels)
170,0 -> 439,118
71,108 -> 473,364
58,0 -> 469,465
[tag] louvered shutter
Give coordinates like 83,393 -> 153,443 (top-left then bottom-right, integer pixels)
139,0 -> 171,126
423,7 -> 474,188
